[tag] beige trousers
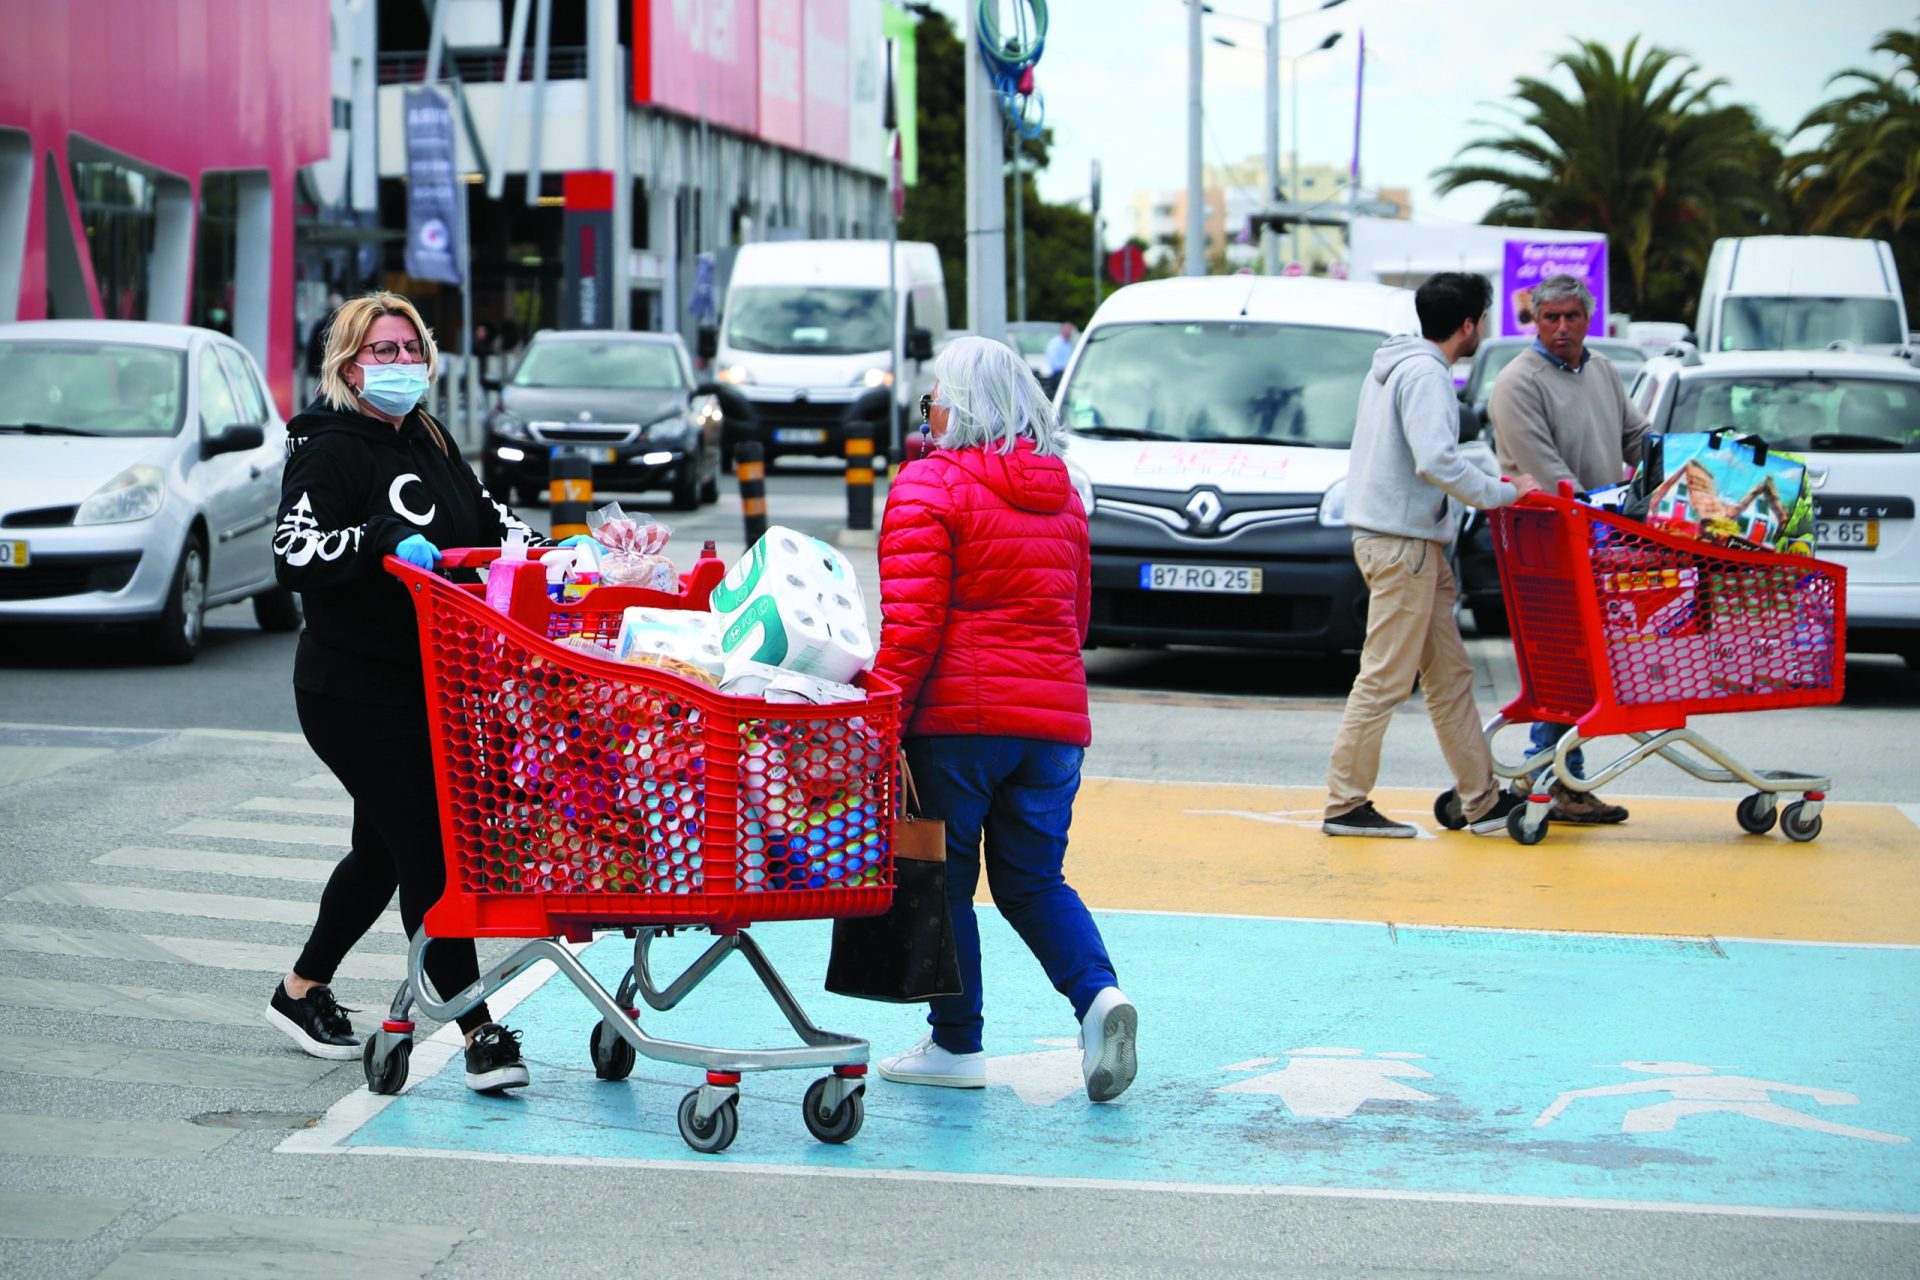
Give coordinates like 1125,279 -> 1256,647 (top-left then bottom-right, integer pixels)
1325,534 -> 1499,822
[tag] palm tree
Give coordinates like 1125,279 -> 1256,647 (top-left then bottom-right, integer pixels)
1433,38 -> 1783,319
1783,25 -> 1920,302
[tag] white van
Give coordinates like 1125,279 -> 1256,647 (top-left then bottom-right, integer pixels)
1057,275 -> 1418,652
1695,235 -> 1908,353
699,239 -> 948,462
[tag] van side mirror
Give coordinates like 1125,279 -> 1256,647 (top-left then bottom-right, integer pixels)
906,327 -> 934,361
203,423 -> 265,459
696,325 -> 718,360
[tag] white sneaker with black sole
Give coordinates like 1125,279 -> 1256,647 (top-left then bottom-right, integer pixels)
265,981 -> 361,1060
464,1022 -> 530,1093
1080,987 -> 1138,1103
1469,791 -> 1531,835
1323,801 -> 1417,838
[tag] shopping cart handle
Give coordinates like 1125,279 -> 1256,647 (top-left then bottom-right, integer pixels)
438,546 -> 562,568
1557,480 -> 1577,499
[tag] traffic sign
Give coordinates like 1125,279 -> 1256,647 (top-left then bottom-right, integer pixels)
1107,242 -> 1146,286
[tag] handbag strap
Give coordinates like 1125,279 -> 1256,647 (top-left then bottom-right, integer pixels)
899,753 -> 925,818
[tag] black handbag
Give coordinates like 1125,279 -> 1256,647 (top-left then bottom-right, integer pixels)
824,756 -> 963,1003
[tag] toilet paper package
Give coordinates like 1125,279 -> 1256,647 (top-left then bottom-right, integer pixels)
720,658 -> 868,705
708,527 -> 876,684
614,607 -> 727,683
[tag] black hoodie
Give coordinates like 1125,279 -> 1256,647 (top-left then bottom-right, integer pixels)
273,400 -> 545,706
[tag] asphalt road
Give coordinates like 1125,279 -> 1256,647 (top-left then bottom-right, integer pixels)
1,468 -> 1916,1277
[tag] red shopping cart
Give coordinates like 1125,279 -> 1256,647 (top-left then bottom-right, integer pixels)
366,545 -> 900,1153
1441,488 -> 1845,845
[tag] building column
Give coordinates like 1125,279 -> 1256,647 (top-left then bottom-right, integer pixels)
148,175 -> 193,322
0,129 -> 31,320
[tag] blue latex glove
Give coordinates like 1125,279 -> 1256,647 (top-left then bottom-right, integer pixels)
394,534 -> 441,569
557,535 -> 606,553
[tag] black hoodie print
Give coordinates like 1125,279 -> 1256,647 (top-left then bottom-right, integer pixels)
274,401 -> 549,705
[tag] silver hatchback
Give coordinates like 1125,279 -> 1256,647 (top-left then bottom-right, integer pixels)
0,320 -> 298,662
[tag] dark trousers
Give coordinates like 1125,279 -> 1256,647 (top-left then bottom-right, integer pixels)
293,689 -> 491,1034
905,735 -> 1117,1056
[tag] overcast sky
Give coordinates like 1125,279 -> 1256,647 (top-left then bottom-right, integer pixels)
921,0 -> 1912,247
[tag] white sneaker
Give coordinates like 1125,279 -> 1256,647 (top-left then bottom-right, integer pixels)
876,1036 -> 986,1089
1080,987 -> 1138,1103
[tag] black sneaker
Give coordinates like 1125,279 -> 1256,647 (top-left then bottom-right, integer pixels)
265,981 -> 360,1060
464,1023 -> 530,1093
1323,801 -> 1417,838
1469,791 -> 1530,836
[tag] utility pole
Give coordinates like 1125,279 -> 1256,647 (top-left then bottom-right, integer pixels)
1011,125 -> 1026,323
964,2 -> 1007,341
1263,0 -> 1280,276
1090,159 -> 1102,311
1185,0 -> 1205,277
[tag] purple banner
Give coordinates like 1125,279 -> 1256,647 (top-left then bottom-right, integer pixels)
1500,240 -> 1607,337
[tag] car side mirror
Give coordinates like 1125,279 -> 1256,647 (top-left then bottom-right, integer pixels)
906,327 -> 934,362
203,423 -> 265,458
1457,400 -> 1482,443
696,325 -> 718,360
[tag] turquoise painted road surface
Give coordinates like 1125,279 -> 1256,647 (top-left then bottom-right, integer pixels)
344,913 -> 1919,1218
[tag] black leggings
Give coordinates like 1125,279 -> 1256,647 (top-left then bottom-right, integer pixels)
293,688 -> 491,1034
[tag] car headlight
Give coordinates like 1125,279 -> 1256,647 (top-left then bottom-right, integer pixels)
491,412 -> 531,442
854,367 -> 894,388
1318,478 -> 1348,528
717,365 -> 753,385
645,413 -> 690,440
76,464 -> 166,525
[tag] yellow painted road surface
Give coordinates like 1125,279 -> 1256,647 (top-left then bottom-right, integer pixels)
1055,779 -> 1920,945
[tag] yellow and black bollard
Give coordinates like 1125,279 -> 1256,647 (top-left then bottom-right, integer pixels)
735,441 -> 768,545
844,420 -> 874,532
549,450 -> 593,539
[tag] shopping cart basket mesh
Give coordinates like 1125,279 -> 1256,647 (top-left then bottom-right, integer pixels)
414,578 -> 898,931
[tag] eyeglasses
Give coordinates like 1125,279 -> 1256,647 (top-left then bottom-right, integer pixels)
357,339 -> 425,364
918,393 -> 933,424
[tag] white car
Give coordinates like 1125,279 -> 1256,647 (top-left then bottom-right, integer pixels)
1630,347 -> 1920,666
0,320 -> 297,662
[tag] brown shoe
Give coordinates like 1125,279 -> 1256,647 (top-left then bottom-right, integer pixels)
1549,787 -> 1629,825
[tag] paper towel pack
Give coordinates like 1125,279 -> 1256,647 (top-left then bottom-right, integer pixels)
708,527 -> 875,684
614,607 -> 727,680
720,658 -> 868,705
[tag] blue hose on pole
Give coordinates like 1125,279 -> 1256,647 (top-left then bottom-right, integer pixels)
976,0 -> 1048,139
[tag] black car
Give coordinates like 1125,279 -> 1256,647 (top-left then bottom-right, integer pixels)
481,331 -> 724,511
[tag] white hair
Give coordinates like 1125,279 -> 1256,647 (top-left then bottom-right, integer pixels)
1533,272 -> 1595,316
931,335 -> 1061,457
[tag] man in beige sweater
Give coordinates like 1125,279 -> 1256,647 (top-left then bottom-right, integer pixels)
1488,272 -> 1651,824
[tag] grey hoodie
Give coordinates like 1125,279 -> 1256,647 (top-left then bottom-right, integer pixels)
1343,335 -> 1515,543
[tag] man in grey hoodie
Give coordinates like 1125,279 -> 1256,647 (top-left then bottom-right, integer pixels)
1324,272 -> 1538,838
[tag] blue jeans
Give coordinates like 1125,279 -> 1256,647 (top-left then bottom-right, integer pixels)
1529,721 -> 1586,783
903,735 -> 1118,1056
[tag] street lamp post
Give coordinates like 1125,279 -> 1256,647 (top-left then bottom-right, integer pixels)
1185,0 -> 1205,276
1288,30 -> 1343,268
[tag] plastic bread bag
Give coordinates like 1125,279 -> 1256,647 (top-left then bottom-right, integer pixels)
587,501 -> 677,591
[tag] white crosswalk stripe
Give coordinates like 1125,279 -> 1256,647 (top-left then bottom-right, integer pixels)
0,922 -> 407,980
169,817 -> 351,847
238,795 -> 356,819
96,846 -> 340,883
5,880 -> 401,933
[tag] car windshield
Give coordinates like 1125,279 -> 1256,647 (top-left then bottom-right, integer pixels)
725,286 -> 890,356
1471,340 -> 1644,397
511,341 -> 685,390
1667,374 -> 1920,452
1718,297 -> 1904,351
0,340 -> 186,437
1062,321 -> 1386,447
1008,327 -> 1054,357
1468,343 -> 1530,399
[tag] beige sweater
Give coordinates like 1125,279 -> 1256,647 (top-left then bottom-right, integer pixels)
1490,346 -> 1652,492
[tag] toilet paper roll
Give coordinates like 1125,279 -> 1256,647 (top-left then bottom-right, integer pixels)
614,607 -> 727,680
708,526 -> 875,684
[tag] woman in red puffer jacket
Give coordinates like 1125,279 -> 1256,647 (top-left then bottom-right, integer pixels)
872,335 -> 1137,1104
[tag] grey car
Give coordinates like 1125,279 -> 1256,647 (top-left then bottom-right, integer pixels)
0,320 -> 297,663
482,330 -> 723,511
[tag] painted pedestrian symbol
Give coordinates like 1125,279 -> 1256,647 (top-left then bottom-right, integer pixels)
1216,1047 -> 1436,1118
984,1038 -> 1086,1108
1534,1061 -> 1909,1144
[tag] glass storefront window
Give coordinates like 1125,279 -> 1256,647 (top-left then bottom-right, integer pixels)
70,157 -> 156,321
194,173 -> 239,334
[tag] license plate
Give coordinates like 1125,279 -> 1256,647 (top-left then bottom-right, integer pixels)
0,539 -> 27,568
560,446 -> 615,464
1816,519 -> 1879,550
774,428 -> 827,444
1139,563 -> 1263,593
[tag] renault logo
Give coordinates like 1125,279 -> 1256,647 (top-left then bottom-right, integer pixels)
1184,488 -> 1223,532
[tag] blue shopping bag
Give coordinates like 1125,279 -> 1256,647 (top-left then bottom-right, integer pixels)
1626,428 -> 1815,554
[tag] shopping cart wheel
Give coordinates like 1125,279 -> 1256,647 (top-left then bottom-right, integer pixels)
1736,793 -> 1778,835
802,1076 -> 865,1145
362,1036 -> 411,1095
677,1090 -> 739,1154
1780,801 -> 1823,843
589,1020 -> 636,1082
1433,790 -> 1468,831
1507,806 -> 1549,846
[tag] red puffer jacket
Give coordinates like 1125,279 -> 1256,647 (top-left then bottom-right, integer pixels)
873,439 -> 1091,746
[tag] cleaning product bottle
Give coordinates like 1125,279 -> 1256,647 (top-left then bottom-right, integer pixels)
485,530 -> 551,628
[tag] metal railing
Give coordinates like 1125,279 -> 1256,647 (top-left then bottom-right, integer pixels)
376,46 -> 590,86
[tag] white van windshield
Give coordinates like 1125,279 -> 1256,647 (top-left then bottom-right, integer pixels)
1718,297 -> 1903,351
727,286 -> 890,355
1668,375 -> 1920,452
1062,321 -> 1384,447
